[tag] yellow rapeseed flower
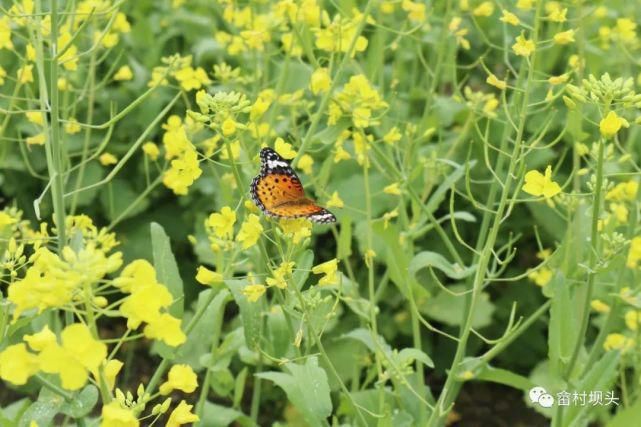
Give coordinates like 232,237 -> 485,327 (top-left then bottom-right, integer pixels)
17,65 -> 34,84
606,181 -> 638,202
528,267 -> 553,287
312,258 -> 339,286
548,74 -> 569,85
38,323 -> 107,390
590,299 -> 610,313
162,148 -> 202,195
142,142 -> 160,160
553,30 -> 575,45
499,10 -> 520,26
104,359 -> 124,391
599,111 -> 628,138
625,310 -> 641,331
101,401 -> 139,427
310,67 -> 331,94
275,138 -> 297,159
114,65 -> 133,81
99,152 -> 118,166
298,154 -> 314,174
326,191 -> 344,208
26,111 -> 44,126
0,17 -> 14,50
64,118 -> 82,134
206,206 -> 236,239
167,400 -> 199,427
516,0 -> 533,10
144,313 -> 186,346
0,344 -> 39,385
279,218 -> 312,244
512,33 -> 535,57
383,127 -> 402,144
195,266 -> 223,285
486,73 -> 507,90
236,214 -> 263,249
160,364 -> 198,395
24,325 -> 57,351
472,1 -> 494,17
627,237 -> 641,269
384,182 -> 402,195
26,132 -> 46,145
243,283 -> 266,302
603,333 -> 634,352
522,165 -> 561,198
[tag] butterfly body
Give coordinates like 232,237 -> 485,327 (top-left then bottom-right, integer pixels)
250,148 -> 336,224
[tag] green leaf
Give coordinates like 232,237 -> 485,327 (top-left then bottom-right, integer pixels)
151,222 -> 184,317
225,279 -> 263,350
0,398 -> 30,424
60,385 -> 98,418
409,251 -> 476,280
201,401 -> 252,427
293,250 -> 314,290
474,366 -> 534,391
337,215 -> 353,259
99,178 -> 150,222
266,305 -> 290,359
548,273 -> 576,377
19,388 -> 64,427
420,285 -> 494,328
563,351 -> 620,426
398,348 -> 434,368
256,357 -> 332,427
176,289 -> 231,368
424,160 -> 475,215
607,397 -> 641,427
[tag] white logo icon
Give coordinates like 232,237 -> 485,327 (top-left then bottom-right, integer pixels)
529,386 -> 554,408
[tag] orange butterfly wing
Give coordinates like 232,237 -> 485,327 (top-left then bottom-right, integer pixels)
250,148 -> 336,224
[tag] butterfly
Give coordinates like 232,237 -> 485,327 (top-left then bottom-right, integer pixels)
250,148 -> 336,224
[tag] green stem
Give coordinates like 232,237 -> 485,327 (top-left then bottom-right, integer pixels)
427,3 -> 544,425
564,136 -> 606,378
35,0 -> 66,251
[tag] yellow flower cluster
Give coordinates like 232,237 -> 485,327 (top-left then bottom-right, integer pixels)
115,260 -> 186,346
330,74 -> 388,129
8,244 -> 122,319
160,115 -> 203,195
0,324 -> 105,390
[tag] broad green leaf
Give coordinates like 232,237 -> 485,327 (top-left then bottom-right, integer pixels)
19,388 -> 64,427
337,215 -> 353,259
226,279 -> 263,350
176,289 -> 231,368
424,160 -> 475,214
266,305 -> 290,359
563,351 -> 620,426
607,397 -> 641,427
99,178 -> 150,222
201,401 -> 252,427
474,366 -> 534,391
548,273 -> 576,378
60,385 -> 98,418
293,249 -> 314,290
151,222 -> 184,317
398,348 -> 434,368
0,398 -> 30,424
409,251 -> 476,280
256,357 -> 332,427
420,285 -> 494,328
